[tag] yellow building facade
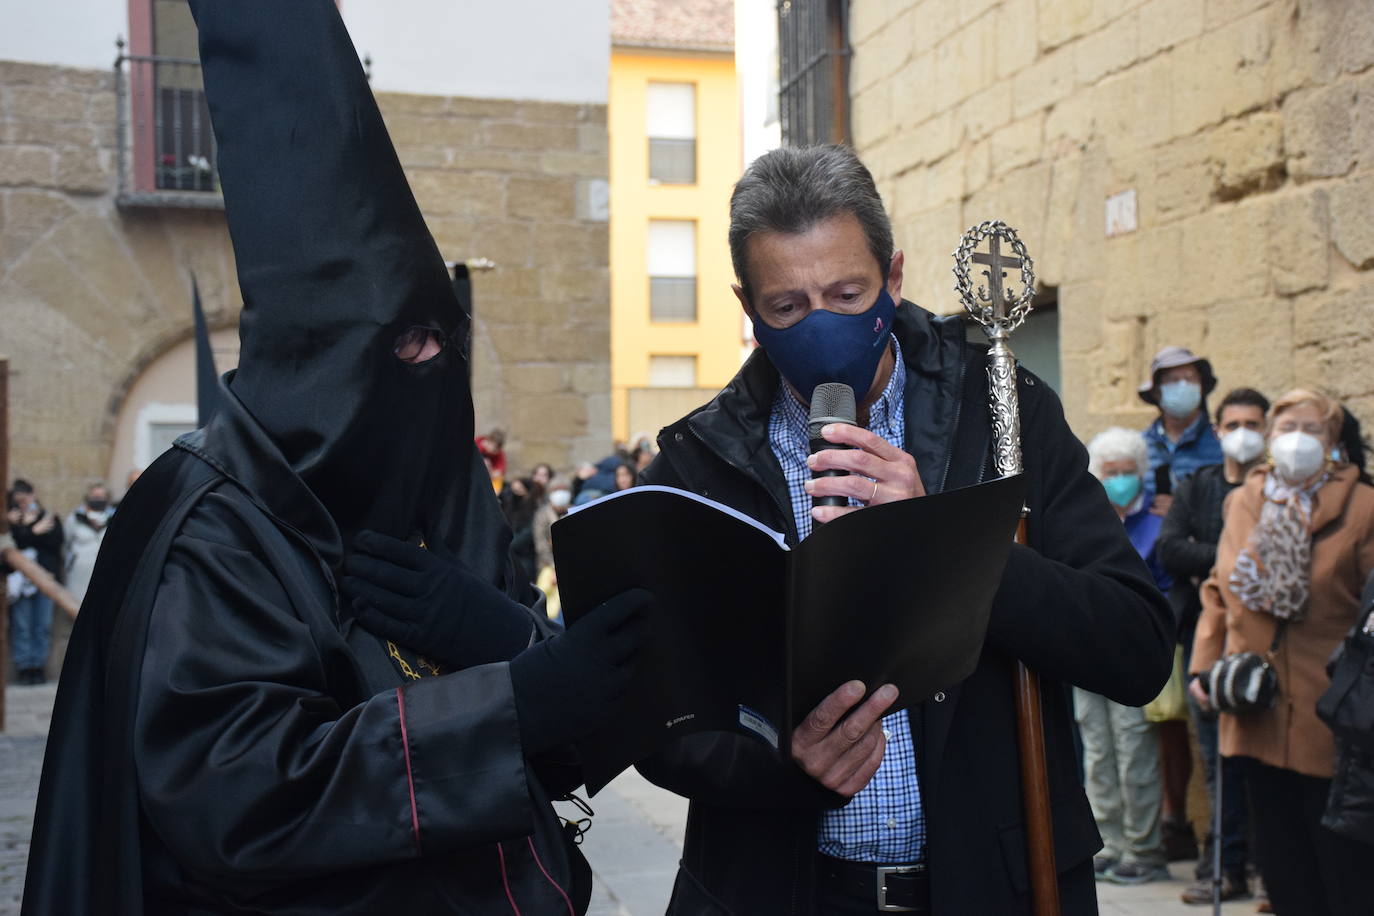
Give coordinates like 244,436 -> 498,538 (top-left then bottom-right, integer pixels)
609,42 -> 742,443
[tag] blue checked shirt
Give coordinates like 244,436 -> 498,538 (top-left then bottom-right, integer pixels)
767,339 -> 926,864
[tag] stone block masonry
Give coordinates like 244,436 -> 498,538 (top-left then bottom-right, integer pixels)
375,93 -> 611,471
851,0 -> 1374,439
0,58 -> 610,510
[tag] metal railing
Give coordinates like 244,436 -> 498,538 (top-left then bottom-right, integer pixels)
114,38 -> 223,209
777,0 -> 851,146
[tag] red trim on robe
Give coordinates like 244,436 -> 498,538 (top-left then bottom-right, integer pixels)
395,686 -> 422,854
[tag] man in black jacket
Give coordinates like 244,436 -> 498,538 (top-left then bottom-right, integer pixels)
636,145 -> 1173,914
1158,387 -> 1270,904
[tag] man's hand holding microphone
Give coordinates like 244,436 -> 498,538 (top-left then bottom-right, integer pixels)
802,382 -> 924,525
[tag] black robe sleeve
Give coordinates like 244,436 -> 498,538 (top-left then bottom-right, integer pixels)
983,382 -> 1174,707
134,493 -> 534,888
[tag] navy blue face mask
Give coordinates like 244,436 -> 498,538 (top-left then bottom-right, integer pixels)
751,288 -> 897,402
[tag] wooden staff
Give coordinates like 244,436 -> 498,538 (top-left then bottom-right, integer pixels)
1,546 -> 81,620
955,221 -> 1059,915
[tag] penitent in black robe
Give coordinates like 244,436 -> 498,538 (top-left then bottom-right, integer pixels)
22,1 -> 588,913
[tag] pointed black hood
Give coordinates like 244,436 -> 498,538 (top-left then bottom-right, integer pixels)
192,0 -> 484,566
191,274 -> 220,428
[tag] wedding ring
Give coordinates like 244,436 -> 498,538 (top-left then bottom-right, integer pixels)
870,478 -> 879,502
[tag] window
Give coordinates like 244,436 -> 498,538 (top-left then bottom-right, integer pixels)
648,355 -> 698,388
648,220 -> 697,322
119,0 -> 220,203
647,82 -> 696,184
778,0 -> 850,146
132,402 -> 199,469
148,421 -> 198,460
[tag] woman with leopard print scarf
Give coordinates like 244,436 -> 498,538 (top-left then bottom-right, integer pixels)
1190,389 -> 1374,916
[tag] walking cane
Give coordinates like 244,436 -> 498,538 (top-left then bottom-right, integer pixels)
1213,736 -> 1223,915
0,544 -> 80,619
955,221 -> 1059,915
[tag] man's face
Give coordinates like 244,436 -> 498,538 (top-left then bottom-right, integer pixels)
1215,404 -> 1265,438
733,213 -> 903,332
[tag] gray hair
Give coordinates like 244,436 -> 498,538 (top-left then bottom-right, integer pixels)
1086,427 -> 1150,480
728,145 -> 894,299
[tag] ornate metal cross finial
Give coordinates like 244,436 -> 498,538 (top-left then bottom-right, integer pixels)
953,220 -> 1037,335
953,220 -> 1038,478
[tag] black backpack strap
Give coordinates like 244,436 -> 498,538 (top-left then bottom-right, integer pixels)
1268,618 -> 1289,658
1361,570 -> 1374,630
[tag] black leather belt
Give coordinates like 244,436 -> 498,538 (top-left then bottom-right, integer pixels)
817,855 -> 931,913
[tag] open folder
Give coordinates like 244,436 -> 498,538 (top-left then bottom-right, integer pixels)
551,473 -> 1027,794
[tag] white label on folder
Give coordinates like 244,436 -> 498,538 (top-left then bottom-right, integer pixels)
737,705 -> 779,750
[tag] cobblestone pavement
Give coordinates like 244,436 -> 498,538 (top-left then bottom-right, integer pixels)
0,683 -> 1255,915
0,684 -> 55,916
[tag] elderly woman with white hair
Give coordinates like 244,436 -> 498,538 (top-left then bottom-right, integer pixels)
1076,427 -> 1171,885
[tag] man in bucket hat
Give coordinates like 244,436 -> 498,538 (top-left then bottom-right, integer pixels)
1139,346 -> 1222,517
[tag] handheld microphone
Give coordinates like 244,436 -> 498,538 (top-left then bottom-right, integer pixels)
808,383 -> 857,511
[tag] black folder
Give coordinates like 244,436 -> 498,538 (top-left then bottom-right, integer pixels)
551,473 -> 1027,794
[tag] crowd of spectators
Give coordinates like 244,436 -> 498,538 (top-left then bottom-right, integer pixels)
1081,346 -> 1374,914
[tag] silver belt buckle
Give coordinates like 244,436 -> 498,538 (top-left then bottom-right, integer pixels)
876,864 -> 921,912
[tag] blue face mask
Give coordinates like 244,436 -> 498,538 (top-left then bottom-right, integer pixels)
751,289 -> 897,402
1102,473 -> 1142,508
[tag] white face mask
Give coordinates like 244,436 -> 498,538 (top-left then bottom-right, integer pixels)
1220,427 -> 1266,465
1269,431 -> 1327,484
549,490 -> 571,510
1158,380 -> 1202,419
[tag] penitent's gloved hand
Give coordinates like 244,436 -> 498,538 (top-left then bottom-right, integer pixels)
509,588 -> 653,755
342,530 -> 534,670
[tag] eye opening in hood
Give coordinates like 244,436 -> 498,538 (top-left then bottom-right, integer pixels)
393,325 -> 447,364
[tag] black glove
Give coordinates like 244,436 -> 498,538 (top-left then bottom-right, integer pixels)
509,588 -> 653,755
341,530 -> 534,670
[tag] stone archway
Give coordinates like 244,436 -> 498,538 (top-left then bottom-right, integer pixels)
0,193 -> 239,511
107,324 -> 239,496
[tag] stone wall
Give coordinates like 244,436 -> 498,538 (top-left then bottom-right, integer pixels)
0,58 -> 610,510
850,0 -> 1374,438
378,93 -> 612,472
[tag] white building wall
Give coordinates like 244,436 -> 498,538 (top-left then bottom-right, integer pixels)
2,0 -> 609,104
734,0 -> 780,168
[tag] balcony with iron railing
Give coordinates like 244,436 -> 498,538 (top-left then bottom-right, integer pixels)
114,37 -> 222,209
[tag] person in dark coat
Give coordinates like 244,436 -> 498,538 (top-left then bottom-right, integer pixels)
1156,387 -> 1269,904
635,145 -> 1173,915
6,479 -> 64,684
21,2 -> 647,913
